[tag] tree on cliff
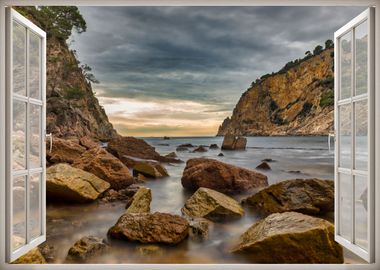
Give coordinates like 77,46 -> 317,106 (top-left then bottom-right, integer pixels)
16,6 -> 86,42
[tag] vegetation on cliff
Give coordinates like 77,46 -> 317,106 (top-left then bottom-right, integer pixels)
16,6 -> 117,141
218,41 -> 335,136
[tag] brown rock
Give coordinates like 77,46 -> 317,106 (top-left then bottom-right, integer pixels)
108,212 -> 189,245
47,164 -> 110,203
107,136 -> 180,167
176,146 -> 188,152
46,137 -> 86,165
182,187 -> 244,221
125,187 -> 152,214
133,162 -> 169,179
181,158 -> 268,194
188,217 -> 212,240
242,179 -> 334,215
79,136 -> 99,149
73,147 -> 134,190
100,185 -> 140,203
165,152 -> 177,158
209,144 -> 219,149
231,212 -> 343,263
12,247 -> 46,264
221,133 -> 247,150
192,146 -> 208,153
66,236 -> 108,263
256,162 -> 271,170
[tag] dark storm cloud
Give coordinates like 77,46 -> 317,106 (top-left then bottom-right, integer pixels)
70,6 -> 365,135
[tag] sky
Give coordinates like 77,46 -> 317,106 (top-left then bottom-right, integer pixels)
71,6 -> 365,137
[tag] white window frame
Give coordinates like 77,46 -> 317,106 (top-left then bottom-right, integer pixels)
0,0 -> 379,270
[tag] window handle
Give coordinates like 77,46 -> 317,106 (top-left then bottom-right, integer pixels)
46,133 -> 53,153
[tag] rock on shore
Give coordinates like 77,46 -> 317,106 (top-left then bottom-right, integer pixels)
66,236 -> 108,263
47,164 -> 110,203
242,178 -> 334,215
221,133 -> 247,150
231,212 -> 343,263
181,158 -> 268,194
182,187 -> 244,221
108,212 -> 189,245
46,138 -> 86,165
125,187 -> 152,214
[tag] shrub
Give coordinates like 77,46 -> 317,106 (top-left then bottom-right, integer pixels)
64,87 -> 85,100
320,90 -> 334,107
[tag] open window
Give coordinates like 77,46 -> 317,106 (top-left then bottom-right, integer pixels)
334,7 -> 375,263
5,8 -> 46,262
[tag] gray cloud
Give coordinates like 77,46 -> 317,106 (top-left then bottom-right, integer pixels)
70,6 -> 365,135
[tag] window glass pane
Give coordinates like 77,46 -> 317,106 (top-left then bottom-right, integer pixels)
13,100 -> 26,170
13,175 -> 26,251
339,104 -> 351,168
340,31 -> 352,100
30,104 -> 41,168
13,21 -> 26,96
355,100 -> 368,171
355,175 -> 368,251
339,173 -> 352,240
30,173 -> 41,240
29,31 -> 41,99
355,20 -> 368,96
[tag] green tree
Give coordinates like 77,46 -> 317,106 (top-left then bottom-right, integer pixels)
16,6 -> 86,42
325,39 -> 334,49
305,50 -> 312,57
81,64 -> 99,84
313,45 -> 323,55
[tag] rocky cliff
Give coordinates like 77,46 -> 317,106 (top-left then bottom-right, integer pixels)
16,7 -> 118,141
217,48 -> 334,136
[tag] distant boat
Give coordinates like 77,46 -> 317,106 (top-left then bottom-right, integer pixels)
163,136 -> 170,140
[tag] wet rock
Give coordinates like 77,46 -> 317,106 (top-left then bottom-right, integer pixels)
100,185 -> 140,203
182,187 -> 244,221
47,164 -> 110,203
108,212 -> 189,245
178,143 -> 195,147
133,162 -> 169,179
181,158 -> 268,194
231,212 -> 343,263
261,158 -> 276,162
66,236 -> 108,263
125,187 -> 152,214
73,147 -> 134,190
79,136 -> 99,150
256,162 -> 271,170
176,146 -> 189,152
12,247 -> 46,264
218,153 -> 224,157
107,136 -> 180,167
192,146 -> 208,153
188,217 -> 211,240
38,243 -> 56,263
221,133 -> 247,150
209,144 -> 219,149
135,173 -> 146,183
136,245 -> 164,256
242,179 -> 334,215
46,137 -> 86,165
287,170 -> 301,174
165,152 -> 177,158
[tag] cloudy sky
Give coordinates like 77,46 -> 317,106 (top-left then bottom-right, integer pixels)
71,6 -> 365,137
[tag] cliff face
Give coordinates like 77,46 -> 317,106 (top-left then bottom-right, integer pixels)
217,48 -> 334,136
45,38 -> 117,140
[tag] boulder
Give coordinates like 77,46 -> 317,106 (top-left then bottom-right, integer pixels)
79,136 -> 99,149
125,187 -> 152,214
100,185 -> 140,203
176,146 -> 188,152
188,217 -> 211,240
12,247 -> 46,264
106,136 -> 180,167
231,212 -> 343,263
181,158 -> 268,194
218,153 -> 224,157
133,162 -> 169,179
221,133 -> 247,150
73,147 -> 134,190
209,144 -> 219,149
261,158 -> 276,162
182,187 -> 244,221
192,146 -> 208,153
256,162 -> 271,170
66,236 -> 108,263
46,137 -> 86,165
242,179 -> 334,216
108,212 -> 189,245
178,143 -> 194,147
47,164 -> 110,203
165,152 -> 177,158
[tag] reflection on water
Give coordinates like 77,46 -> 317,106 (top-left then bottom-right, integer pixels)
45,136 -> 365,264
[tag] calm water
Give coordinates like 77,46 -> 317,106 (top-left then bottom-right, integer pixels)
44,136 -> 361,264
